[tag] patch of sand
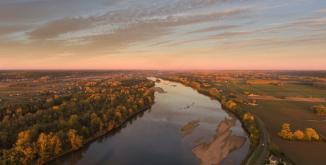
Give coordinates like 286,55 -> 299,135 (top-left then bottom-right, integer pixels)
182,102 -> 195,110
181,120 -> 200,137
192,117 -> 246,165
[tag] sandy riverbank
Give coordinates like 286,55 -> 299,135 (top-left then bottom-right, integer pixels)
192,117 -> 246,165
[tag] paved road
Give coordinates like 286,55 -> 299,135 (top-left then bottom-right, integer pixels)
245,116 -> 270,165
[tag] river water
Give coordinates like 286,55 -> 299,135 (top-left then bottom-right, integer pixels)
51,78 -> 249,165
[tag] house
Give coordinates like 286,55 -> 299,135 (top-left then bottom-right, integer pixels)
267,155 -> 279,165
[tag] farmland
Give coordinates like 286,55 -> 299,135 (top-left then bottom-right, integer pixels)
160,71 -> 326,165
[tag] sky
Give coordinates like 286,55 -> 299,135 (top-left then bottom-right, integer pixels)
0,0 -> 325,70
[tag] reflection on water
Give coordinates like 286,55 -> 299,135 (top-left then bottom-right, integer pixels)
50,78 -> 249,165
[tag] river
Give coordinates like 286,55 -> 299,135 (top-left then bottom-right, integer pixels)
50,78 -> 249,165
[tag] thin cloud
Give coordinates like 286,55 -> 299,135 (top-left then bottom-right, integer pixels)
28,17 -> 98,39
316,8 -> 326,13
187,25 -> 239,34
0,24 -> 30,36
71,7 -> 252,52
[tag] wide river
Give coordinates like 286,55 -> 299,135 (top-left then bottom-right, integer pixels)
51,78 -> 249,165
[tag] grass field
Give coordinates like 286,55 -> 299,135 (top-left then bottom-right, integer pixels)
249,100 -> 326,165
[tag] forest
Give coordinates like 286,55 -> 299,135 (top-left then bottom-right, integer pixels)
0,73 -> 155,164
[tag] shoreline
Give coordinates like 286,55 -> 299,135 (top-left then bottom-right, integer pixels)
46,105 -> 152,164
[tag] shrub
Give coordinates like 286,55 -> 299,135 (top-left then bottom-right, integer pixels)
311,105 -> 326,115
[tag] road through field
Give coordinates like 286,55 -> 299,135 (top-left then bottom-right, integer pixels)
245,116 -> 270,165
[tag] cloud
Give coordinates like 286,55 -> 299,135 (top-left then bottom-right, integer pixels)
316,8 -> 326,13
0,0 -> 119,23
28,17 -> 98,39
1,2 -> 252,56
218,33 -> 326,50
208,31 -> 251,39
71,7 -> 251,53
24,0 -> 251,40
162,31 -> 252,47
256,17 -> 326,33
187,25 -> 239,34
79,22 -> 169,52
0,24 -> 30,36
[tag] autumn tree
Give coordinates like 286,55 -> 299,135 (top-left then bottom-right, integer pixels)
293,130 -> 305,140
304,128 -> 320,141
278,123 -> 293,140
16,130 -> 32,147
243,112 -> 255,122
50,133 -> 62,156
37,132 -> 63,162
14,130 -> 36,164
68,129 -> 83,150
278,123 -> 320,141
225,100 -> 237,110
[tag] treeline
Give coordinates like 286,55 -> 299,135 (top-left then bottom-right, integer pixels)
0,78 -> 155,164
278,123 -> 320,141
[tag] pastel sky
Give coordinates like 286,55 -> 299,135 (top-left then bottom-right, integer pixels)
0,0 -> 325,70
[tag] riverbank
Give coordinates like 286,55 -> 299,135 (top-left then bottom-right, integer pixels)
47,105 -> 152,164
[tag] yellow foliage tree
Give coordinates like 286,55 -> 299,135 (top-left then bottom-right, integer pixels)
243,112 -> 255,122
15,130 -> 35,164
37,133 -> 49,161
37,132 -> 63,162
16,130 -> 31,146
304,128 -> 320,141
278,123 -> 320,141
225,100 -> 237,110
49,134 -> 62,156
293,130 -> 305,140
278,123 -> 293,140
68,129 -> 83,150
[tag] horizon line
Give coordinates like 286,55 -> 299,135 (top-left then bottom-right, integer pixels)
1,69 -> 326,72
